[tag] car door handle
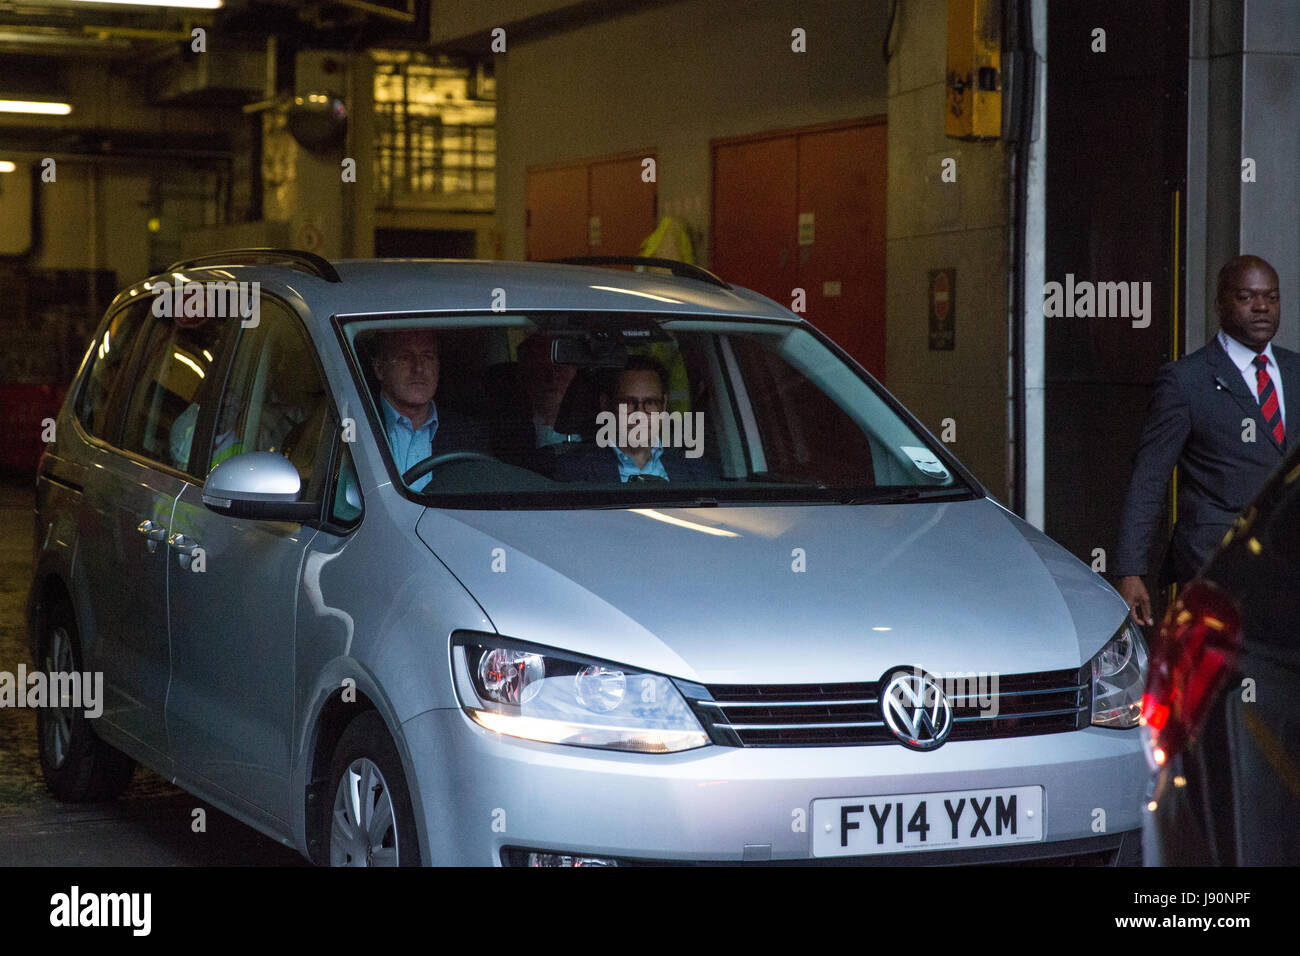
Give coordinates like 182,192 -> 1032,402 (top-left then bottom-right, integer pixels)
137,519 -> 166,553
167,533 -> 198,556
168,533 -> 202,571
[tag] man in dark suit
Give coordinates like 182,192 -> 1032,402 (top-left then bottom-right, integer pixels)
371,329 -> 488,490
552,355 -> 717,483
1116,255 -> 1296,624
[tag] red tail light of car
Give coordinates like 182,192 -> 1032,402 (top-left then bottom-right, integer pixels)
1141,579 -> 1243,769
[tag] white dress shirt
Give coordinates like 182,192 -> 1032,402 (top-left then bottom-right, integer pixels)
1218,330 -> 1286,428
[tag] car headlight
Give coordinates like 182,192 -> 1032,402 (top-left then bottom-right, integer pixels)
451,634 -> 709,753
1090,618 -> 1149,728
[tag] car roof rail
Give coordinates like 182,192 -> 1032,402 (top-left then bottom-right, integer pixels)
165,248 -> 342,283
546,256 -> 732,290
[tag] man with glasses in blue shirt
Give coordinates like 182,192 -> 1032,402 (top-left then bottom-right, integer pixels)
371,329 -> 489,491
553,355 -> 716,483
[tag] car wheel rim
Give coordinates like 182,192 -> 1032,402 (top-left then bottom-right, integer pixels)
330,757 -> 400,866
41,626 -> 75,769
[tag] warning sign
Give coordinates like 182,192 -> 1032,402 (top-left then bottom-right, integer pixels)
929,268 -> 955,350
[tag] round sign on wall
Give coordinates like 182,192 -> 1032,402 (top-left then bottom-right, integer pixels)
298,224 -> 323,252
932,271 -> 950,321
928,268 -> 955,351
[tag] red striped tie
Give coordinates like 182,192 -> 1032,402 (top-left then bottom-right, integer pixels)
1253,354 -> 1285,445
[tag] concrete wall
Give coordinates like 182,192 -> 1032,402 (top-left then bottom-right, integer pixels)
431,0 -> 609,46
494,0 -> 889,265
0,160 -> 154,284
0,165 -> 34,257
46,164 -> 153,283
884,0 -> 1010,500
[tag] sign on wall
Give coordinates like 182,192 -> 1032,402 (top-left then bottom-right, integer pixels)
929,268 -> 955,350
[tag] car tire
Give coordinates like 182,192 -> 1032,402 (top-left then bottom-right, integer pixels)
326,712 -> 422,866
36,601 -> 135,802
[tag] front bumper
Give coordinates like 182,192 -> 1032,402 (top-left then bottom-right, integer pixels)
401,707 -> 1147,866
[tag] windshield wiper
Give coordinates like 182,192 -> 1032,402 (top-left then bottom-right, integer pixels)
839,487 -> 974,505
589,496 -> 720,509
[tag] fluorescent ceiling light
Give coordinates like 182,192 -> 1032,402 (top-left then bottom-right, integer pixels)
63,1 -> 222,8
0,99 -> 72,115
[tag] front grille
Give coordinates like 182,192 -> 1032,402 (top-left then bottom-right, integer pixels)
685,667 -> 1090,747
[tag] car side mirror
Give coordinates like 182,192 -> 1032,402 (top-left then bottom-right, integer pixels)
202,451 -> 319,522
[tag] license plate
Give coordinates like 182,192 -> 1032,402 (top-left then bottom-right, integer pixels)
811,786 -> 1043,857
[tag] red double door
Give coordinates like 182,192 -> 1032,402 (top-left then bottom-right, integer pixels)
524,120 -> 887,379
525,153 -> 658,262
713,119 -> 887,379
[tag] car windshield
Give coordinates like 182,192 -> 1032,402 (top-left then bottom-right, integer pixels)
342,313 -> 975,508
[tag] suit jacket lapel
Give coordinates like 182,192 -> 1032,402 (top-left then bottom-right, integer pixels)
1208,337 -> 1284,453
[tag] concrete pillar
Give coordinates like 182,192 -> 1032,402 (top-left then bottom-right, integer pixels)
1187,0 -> 1300,351
1021,0 -> 1048,529
281,50 -> 376,259
884,0 -> 1011,503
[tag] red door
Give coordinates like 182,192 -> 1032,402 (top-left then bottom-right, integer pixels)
588,156 -> 657,257
526,153 -> 659,261
711,136 -> 799,305
797,123 -> 886,376
526,165 -> 588,261
711,119 -> 887,379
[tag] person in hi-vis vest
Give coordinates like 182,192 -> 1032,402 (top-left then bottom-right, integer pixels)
170,389 -> 245,473
639,216 -> 695,412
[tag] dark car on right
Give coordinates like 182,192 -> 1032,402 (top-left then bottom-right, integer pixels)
1141,442 -> 1300,865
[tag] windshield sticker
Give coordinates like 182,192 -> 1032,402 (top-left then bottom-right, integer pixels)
901,445 -> 949,478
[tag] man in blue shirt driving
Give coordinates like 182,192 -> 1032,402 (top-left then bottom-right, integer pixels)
371,329 -> 488,490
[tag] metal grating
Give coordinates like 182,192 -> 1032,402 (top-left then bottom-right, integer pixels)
687,668 -> 1090,747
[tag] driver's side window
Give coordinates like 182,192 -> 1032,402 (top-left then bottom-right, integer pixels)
216,298 -> 333,502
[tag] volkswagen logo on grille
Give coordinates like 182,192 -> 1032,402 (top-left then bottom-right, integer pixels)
881,669 -> 953,750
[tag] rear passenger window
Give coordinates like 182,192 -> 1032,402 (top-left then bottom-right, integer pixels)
217,298 -> 333,499
75,302 -> 147,440
119,312 -> 234,476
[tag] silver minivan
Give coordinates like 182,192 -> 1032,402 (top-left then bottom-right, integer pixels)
29,251 -> 1147,865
